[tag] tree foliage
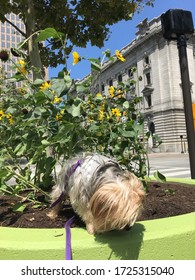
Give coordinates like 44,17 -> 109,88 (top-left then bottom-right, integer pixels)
0,0 -> 155,69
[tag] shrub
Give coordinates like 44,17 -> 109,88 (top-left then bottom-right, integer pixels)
0,29 -> 160,204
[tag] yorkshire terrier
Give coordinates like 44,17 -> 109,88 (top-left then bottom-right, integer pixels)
48,152 -> 145,234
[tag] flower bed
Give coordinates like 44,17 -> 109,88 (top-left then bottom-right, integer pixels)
0,178 -> 195,260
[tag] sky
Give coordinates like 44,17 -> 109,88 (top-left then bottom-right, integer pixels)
49,0 -> 195,80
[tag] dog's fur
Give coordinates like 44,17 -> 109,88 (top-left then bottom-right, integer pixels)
48,153 -> 145,234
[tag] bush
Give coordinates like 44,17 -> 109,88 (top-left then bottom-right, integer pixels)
0,29 -> 159,205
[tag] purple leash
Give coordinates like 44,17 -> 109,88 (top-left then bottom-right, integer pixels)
65,216 -> 75,260
50,159 -> 81,260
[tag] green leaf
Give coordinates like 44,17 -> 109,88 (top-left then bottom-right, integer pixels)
64,75 -> 72,84
58,71 -> 64,79
71,103 -> 81,117
76,84 -> 89,93
8,73 -> 24,82
45,157 -> 56,170
36,28 -> 64,42
121,130 -> 135,138
88,124 -> 99,132
154,171 -> 166,182
44,90 -> 54,100
14,142 -> 26,156
123,101 -> 129,109
13,203 -> 27,212
41,140 -> 50,146
88,58 -> 101,72
34,92 -> 47,104
33,107 -> 45,116
32,204 -> 42,209
51,78 -> 70,97
33,79 -> 44,86
0,169 -> 9,178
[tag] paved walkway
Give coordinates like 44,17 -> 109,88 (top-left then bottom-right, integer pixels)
148,153 -> 190,178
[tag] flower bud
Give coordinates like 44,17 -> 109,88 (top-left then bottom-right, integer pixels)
0,50 -> 9,62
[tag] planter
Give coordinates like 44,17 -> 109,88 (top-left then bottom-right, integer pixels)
0,178 -> 195,260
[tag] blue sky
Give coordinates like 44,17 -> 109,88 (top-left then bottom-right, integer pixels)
49,0 -> 195,80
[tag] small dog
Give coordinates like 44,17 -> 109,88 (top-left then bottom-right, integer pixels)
48,152 -> 145,234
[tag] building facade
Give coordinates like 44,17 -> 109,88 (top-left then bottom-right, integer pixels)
94,15 -> 195,153
0,13 -> 48,80
0,13 -> 25,78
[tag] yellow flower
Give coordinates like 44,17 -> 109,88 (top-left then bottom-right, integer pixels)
55,109 -> 65,121
52,96 -> 61,104
40,81 -> 51,91
87,100 -> 94,109
72,51 -> 81,65
88,116 -> 94,123
117,89 -> 123,98
97,144 -> 103,151
115,50 -> 125,62
109,86 -> 115,98
55,114 -> 62,121
106,111 -> 112,120
112,108 -> 121,117
0,110 -> 5,120
98,109 -> 104,121
96,93 -> 102,97
6,113 -> 13,124
60,109 -> 65,115
18,60 -> 27,75
18,87 -> 26,95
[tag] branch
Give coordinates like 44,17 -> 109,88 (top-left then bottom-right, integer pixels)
0,12 -> 26,38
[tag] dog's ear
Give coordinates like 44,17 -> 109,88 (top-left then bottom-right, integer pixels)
123,171 -> 145,198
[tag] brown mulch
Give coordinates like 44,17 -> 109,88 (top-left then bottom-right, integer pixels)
0,181 -> 195,229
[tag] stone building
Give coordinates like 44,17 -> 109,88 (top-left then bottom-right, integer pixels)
91,15 -> 195,153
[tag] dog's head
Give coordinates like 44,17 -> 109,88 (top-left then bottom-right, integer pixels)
89,171 -> 145,233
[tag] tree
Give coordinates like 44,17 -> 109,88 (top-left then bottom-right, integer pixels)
0,0 -> 154,73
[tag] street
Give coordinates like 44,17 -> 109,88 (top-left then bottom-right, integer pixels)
148,153 -> 190,178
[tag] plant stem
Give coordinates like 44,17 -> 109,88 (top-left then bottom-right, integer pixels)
5,167 -> 49,198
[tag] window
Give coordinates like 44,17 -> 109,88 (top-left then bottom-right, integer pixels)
128,68 -> 134,79
6,27 -> 10,33
95,84 -> 100,94
101,84 -> 105,92
145,55 -> 150,65
143,55 -> 151,69
118,74 -> 122,83
193,46 -> 195,58
145,94 -> 152,108
109,79 -> 113,86
145,72 -> 151,85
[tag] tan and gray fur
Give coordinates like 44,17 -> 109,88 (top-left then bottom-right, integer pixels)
48,152 -> 145,234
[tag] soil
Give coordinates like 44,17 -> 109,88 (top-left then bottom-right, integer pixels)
0,181 -> 195,229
